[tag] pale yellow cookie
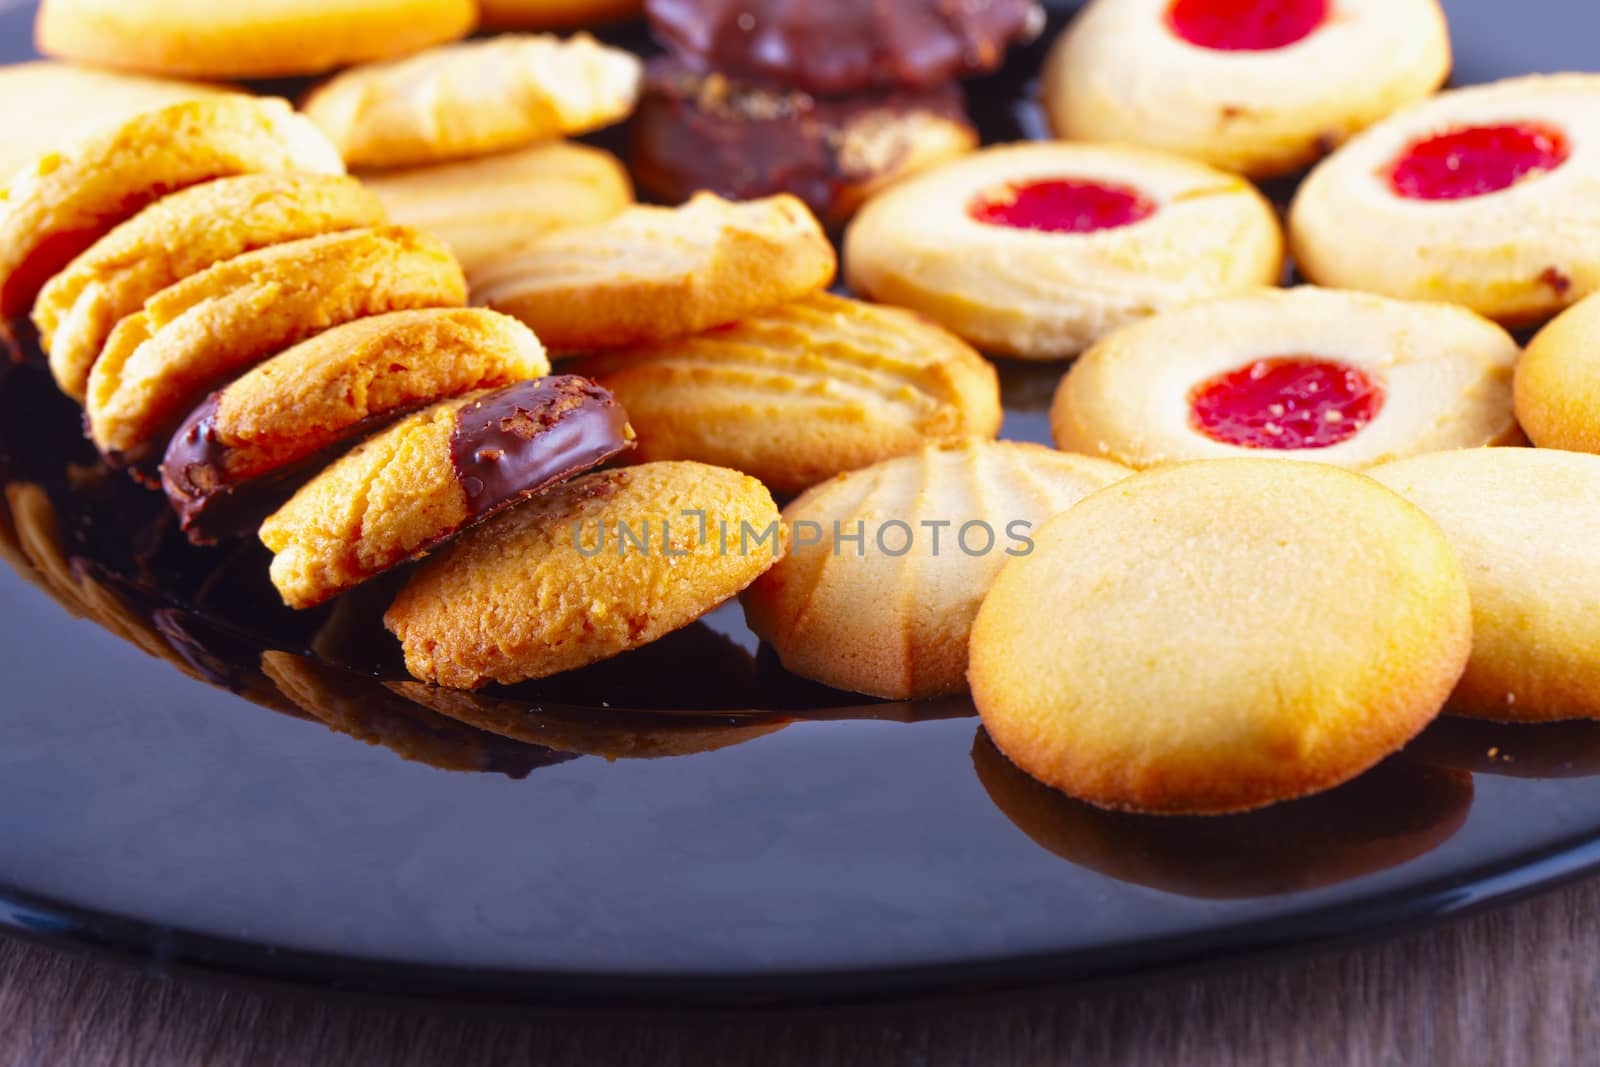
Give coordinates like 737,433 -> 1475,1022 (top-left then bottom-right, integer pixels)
1513,292 -> 1600,454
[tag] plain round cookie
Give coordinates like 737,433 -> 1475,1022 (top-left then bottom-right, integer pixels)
302,34 -> 641,169
1369,448 -> 1600,722
969,460 -> 1472,814
37,174 -> 386,402
479,0 -> 642,29
35,0 -> 476,79
475,192 -> 836,351
1290,74 -> 1600,326
744,440 -> 1130,700
843,143 -> 1282,360
568,293 -> 1002,495
1052,287 -> 1522,470
1042,0 -> 1451,179
385,461 -> 783,689
1514,292 -> 1600,453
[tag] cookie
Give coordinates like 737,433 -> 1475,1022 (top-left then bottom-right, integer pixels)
162,308 -> 550,542
1369,448 -> 1600,723
744,440 -> 1130,700
475,192 -> 836,351
1051,287 -> 1522,470
35,0 -> 476,79
384,461 -> 782,688
0,97 -> 343,335
37,173 -> 386,402
568,293 -> 1001,495
362,142 -> 633,281
478,0 -> 642,29
85,226 -> 466,460
302,33 -> 642,169
1290,74 -> 1600,326
1513,292 -> 1600,454
262,376 -> 634,610
632,60 -> 976,227
969,460 -> 1472,814
1042,0 -> 1451,179
844,143 -> 1283,360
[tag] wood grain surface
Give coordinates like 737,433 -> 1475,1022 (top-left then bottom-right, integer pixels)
1,874 -> 1595,1066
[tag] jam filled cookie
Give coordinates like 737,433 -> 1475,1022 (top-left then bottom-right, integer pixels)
35,0 -> 476,79
301,34 -> 642,170
844,143 -> 1282,360
1290,75 -> 1600,325
1370,449 -> 1600,723
474,192 -> 836,351
1042,0 -> 1451,179
262,376 -> 634,610
969,460 -> 1472,814
1513,292 -> 1600,454
567,293 -> 1002,495
744,440 -> 1129,700
1051,287 -> 1522,470
0,97 -> 342,334
84,226 -> 466,460
162,308 -> 550,542
37,174 -> 386,402
478,0 -> 642,30
385,461 -> 782,688
362,142 -> 633,281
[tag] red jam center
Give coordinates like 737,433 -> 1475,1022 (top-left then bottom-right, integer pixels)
1388,122 -> 1572,201
968,179 -> 1158,235
1188,357 -> 1385,450
1166,0 -> 1328,52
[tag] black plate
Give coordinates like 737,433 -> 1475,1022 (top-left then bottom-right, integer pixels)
3,0 -> 1600,1009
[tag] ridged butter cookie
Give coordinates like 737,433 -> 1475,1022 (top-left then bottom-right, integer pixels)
1513,292 -> 1600,454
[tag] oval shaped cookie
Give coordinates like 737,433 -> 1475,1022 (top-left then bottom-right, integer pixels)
969,460 -> 1472,814
384,460 -> 783,688
1513,291 -> 1600,453
744,440 -> 1130,700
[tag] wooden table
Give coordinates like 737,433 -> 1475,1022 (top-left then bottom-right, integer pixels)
2,874 -> 1594,1066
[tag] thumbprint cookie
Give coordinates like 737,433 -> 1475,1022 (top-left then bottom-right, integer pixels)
1513,292 -> 1600,454
844,143 -> 1282,360
384,461 -> 782,689
1291,74 -> 1600,325
1042,0 -> 1450,179
969,460 -> 1472,814
744,440 -> 1129,700
301,34 -> 642,170
262,376 -> 634,609
1370,449 -> 1600,723
1051,287 -> 1522,470
478,0 -> 642,30
567,293 -> 1003,495
475,192 -> 836,351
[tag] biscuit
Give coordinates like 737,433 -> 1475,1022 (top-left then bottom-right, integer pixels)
475,192 -> 836,351
262,376 -> 634,610
1369,448 -> 1600,723
478,0 -> 642,29
844,143 -> 1282,360
384,461 -> 783,688
969,460 -> 1472,814
1513,292 -> 1600,454
1290,74 -> 1600,326
1042,0 -> 1451,179
85,227 -> 466,460
362,142 -> 633,281
162,308 -> 550,541
569,293 -> 1002,495
35,0 -> 476,79
1051,287 -> 1522,470
302,34 -> 642,169
37,174 -> 386,402
744,440 -> 1130,700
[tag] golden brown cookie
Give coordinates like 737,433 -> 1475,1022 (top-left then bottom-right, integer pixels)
262,376 -> 635,610
473,192 -> 836,351
35,0 -> 476,79
744,440 -> 1130,700
478,0 -> 642,28
0,97 -> 343,331
1513,292 -> 1600,454
37,173 -> 386,402
568,292 -> 1002,495
969,460 -> 1472,814
385,461 -> 783,688
302,33 -> 642,169
84,227 -> 465,460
